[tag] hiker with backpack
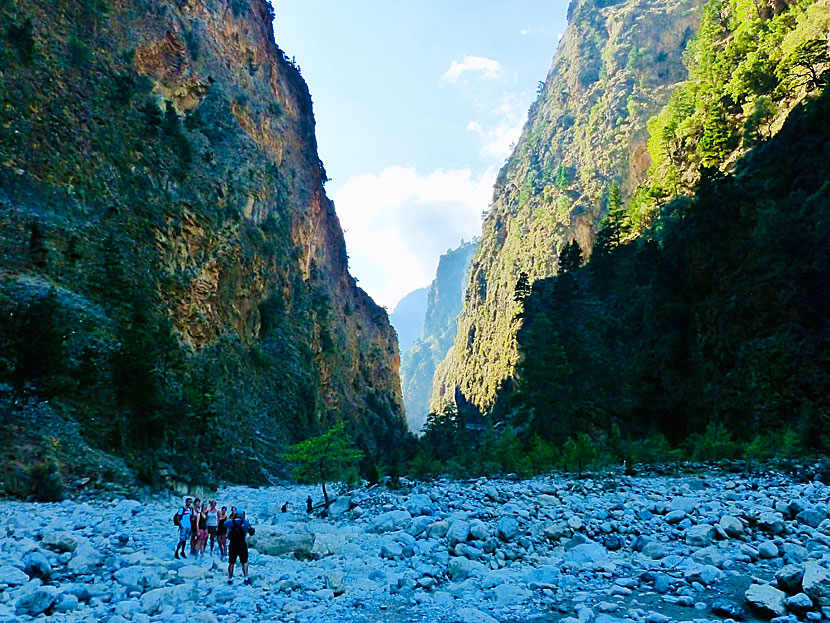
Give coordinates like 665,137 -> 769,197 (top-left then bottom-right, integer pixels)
173,497 -> 193,559
224,508 -> 255,585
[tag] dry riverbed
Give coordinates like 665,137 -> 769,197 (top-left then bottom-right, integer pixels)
2,469 -> 830,623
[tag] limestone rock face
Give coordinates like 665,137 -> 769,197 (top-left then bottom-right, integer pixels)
431,0 -> 703,412
0,0 -> 405,491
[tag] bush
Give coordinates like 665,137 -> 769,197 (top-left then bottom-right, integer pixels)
28,460 -> 65,501
686,422 -> 740,461
562,433 -> 597,476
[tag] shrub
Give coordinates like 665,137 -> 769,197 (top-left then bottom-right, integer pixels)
28,460 -> 65,501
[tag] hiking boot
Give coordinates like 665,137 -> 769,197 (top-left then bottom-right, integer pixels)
174,552 -> 180,559
227,579 -> 233,585
243,577 -> 251,585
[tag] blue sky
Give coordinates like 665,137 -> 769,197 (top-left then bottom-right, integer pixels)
273,1 -> 570,308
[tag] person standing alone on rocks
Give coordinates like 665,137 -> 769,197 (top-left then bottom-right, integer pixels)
174,497 -> 193,559
225,507 -> 255,585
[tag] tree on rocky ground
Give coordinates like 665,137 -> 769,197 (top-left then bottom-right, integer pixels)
283,423 -> 364,508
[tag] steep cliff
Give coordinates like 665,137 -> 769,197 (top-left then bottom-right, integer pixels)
389,287 -> 429,355
432,0 -> 704,412
401,241 -> 477,434
0,0 -> 405,496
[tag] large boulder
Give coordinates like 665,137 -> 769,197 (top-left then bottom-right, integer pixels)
67,544 -> 102,574
448,557 -> 486,581
23,551 -> 51,580
802,563 -> 830,605
719,515 -> 745,538
250,527 -> 314,557
494,583 -> 532,606
367,510 -> 412,534
758,512 -> 787,535
686,524 -> 716,547
327,496 -> 351,518
311,532 -> 345,559
447,520 -> 471,547
745,584 -> 787,618
496,517 -> 520,541
41,532 -> 79,553
405,494 -> 434,516
15,587 -> 58,617
0,566 -> 29,587
113,565 -> 167,594
563,542 -> 608,566
776,564 -> 805,594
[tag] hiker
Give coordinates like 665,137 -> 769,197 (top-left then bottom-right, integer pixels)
196,502 -> 209,557
306,496 -> 313,514
173,497 -> 193,559
281,502 -> 289,513
217,505 -> 228,558
190,499 -> 201,555
225,508 -> 255,585
206,500 -> 220,556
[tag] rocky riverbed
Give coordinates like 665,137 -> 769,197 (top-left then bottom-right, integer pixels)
3,469 -> 830,623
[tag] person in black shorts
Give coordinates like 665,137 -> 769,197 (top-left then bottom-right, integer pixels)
224,508 -> 254,585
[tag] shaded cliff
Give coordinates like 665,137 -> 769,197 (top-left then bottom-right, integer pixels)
0,0 -> 405,496
432,0 -> 704,412
389,287 -> 429,355
401,241 -> 477,434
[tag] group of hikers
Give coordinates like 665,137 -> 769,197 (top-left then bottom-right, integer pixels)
173,497 -> 255,585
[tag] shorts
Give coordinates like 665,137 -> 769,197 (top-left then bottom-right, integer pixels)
207,526 -> 218,536
198,529 -> 208,541
228,541 -> 248,565
178,526 -> 191,542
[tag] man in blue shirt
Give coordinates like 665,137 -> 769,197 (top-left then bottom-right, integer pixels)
224,508 -> 254,585
174,497 -> 192,559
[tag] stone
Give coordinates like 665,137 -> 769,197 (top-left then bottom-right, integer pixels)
114,499 -> 142,516
803,563 -> 830,606
646,612 -> 670,623
22,551 -> 51,580
746,583 -> 788,618
15,587 -> 57,617
759,540 -> 780,559
41,532 -> 79,553
544,521 -> 571,540
686,524 -> 716,547
719,515 -> 745,538
407,515 -> 433,538
669,497 -> 698,514
797,510 -> 826,529
427,520 -> 450,539
447,520 -> 471,547
684,563 -> 724,586
759,512 -> 787,535
67,544 -> 102,574
458,607 -> 499,623
494,583 -> 532,606
310,532 -> 345,559
781,542 -> 808,564
327,496 -> 351,518
448,558 -> 486,581
177,565 -> 209,580
642,542 -> 666,559
786,593 -> 814,614
776,564 -> 805,594
497,517 -> 520,541
604,535 -> 623,551
368,510 -> 412,533
53,593 -> 80,613
405,494 -> 433,516
380,541 -> 403,560
525,565 -> 561,589
469,519 -> 489,541
113,565 -> 167,593
0,565 -> 30,587
563,542 -> 607,566
665,510 -> 686,524
250,528 -> 313,557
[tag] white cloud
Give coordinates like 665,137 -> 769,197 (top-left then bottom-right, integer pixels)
442,55 -> 504,84
331,166 -> 496,309
466,94 -> 527,159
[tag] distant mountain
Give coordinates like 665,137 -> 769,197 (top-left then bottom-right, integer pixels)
402,241 -> 477,434
389,287 -> 429,354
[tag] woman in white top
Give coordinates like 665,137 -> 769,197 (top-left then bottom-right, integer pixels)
206,500 -> 220,556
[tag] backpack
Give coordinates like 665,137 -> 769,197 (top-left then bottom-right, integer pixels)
228,519 -> 244,541
173,509 -> 182,526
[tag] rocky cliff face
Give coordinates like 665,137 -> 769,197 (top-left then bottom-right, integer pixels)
431,0 -> 704,413
401,241 -> 477,434
389,287 -> 429,355
0,0 -> 405,495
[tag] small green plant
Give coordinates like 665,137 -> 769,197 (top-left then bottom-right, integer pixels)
6,18 -> 35,64
68,35 -> 92,68
562,433 -> 597,477
28,460 -> 65,502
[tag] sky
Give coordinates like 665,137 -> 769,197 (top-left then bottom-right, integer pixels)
273,1 -> 570,309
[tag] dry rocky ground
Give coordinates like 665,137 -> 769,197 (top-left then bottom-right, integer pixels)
2,468 -> 830,622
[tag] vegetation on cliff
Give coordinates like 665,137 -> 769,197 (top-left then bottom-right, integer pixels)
401,241 -> 477,434
0,0 -> 406,497
431,0 -> 705,413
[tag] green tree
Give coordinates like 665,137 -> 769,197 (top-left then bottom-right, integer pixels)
283,423 -> 365,508
777,38 -> 830,92
558,240 -> 583,273
562,433 -> 597,477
